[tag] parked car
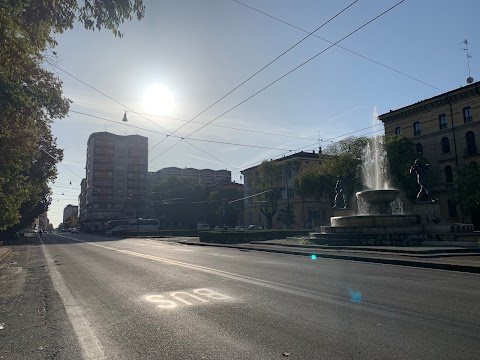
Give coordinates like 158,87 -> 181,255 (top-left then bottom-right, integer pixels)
247,225 -> 262,230
70,228 -> 79,234
234,226 -> 244,231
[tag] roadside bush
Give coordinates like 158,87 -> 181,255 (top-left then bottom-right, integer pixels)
199,229 -> 309,244
111,230 -> 199,237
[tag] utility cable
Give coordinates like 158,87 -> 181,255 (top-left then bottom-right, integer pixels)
148,0 -> 360,153
148,0 -> 406,164
46,61 -> 238,171
70,99 -> 319,141
231,0 -> 444,92
69,110 -> 295,151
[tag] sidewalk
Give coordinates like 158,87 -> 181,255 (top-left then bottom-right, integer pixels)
0,246 -> 12,261
145,236 -> 480,274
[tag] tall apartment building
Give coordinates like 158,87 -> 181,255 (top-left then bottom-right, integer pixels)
82,132 -> 148,231
379,81 -> 480,225
241,150 -> 332,229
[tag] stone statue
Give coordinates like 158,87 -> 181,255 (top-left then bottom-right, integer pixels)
410,159 -> 436,203
333,175 -> 348,209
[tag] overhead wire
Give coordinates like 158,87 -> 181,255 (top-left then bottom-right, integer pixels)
231,0 -> 445,93
70,99 -> 319,141
148,0 -> 406,164
69,110 -> 295,151
147,0 -> 361,154
45,61 -> 238,171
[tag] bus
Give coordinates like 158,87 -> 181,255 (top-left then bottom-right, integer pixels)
105,218 -> 160,235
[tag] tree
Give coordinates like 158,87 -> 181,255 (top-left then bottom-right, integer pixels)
324,136 -> 369,160
384,135 -> 431,202
457,162 -> 480,218
295,139 -> 365,208
277,206 -> 295,228
248,161 -> 287,229
150,176 -> 211,229
207,185 -> 244,227
0,1 -> 145,231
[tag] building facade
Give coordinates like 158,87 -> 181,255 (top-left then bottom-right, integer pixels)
81,132 -> 149,231
63,204 -> 78,223
241,151 -> 332,229
150,167 -> 231,186
379,81 -> 480,224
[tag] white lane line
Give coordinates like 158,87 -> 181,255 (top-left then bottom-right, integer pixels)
40,237 -> 105,360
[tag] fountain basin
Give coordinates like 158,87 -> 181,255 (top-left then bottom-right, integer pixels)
356,189 -> 400,215
330,214 -> 419,227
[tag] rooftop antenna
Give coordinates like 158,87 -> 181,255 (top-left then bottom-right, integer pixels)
461,39 -> 474,84
318,131 -> 322,153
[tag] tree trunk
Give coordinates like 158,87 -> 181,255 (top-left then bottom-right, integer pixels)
266,215 -> 273,229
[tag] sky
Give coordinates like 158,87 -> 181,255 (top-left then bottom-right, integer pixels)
46,0 -> 480,226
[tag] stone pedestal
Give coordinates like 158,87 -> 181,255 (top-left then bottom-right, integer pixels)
333,208 -> 354,218
412,203 -> 441,225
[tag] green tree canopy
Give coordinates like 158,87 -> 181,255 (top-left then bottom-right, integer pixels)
295,138 -> 366,208
457,162 -> 480,214
384,135 -> 430,202
0,0 -> 145,231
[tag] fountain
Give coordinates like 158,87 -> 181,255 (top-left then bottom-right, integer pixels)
309,109 -> 475,245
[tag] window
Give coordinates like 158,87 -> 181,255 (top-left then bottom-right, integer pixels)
413,121 -> 421,136
439,114 -> 447,129
441,137 -> 450,153
444,166 -> 453,184
463,107 -> 472,123
466,131 -> 477,155
448,199 -> 457,218
395,127 -> 402,135
415,143 -> 423,154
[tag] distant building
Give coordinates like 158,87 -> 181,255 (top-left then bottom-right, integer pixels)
379,81 -> 480,226
241,150 -> 332,229
63,204 -> 78,223
147,167 -> 236,229
81,132 -> 148,231
150,167 -> 231,186
38,212 -> 49,230
78,178 -> 87,221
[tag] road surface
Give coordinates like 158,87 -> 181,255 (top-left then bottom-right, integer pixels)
1,233 -> 480,359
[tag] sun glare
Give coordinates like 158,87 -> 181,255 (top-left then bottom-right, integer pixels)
142,84 -> 175,116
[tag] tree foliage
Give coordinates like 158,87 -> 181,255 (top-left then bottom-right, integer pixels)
207,185 -> 244,227
295,138 -> 366,208
0,0 -> 145,231
457,162 -> 480,213
384,135 -> 431,202
150,176 -> 210,229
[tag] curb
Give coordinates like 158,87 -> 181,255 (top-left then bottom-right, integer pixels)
179,241 -> 480,274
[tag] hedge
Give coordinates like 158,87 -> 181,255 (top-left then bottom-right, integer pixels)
111,230 -> 199,237
199,229 -> 310,244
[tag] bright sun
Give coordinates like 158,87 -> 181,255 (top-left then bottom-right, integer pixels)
142,84 -> 175,116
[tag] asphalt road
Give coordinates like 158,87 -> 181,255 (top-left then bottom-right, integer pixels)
3,233 -> 480,359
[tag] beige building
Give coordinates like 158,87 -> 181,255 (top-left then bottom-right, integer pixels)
81,132 -> 149,231
379,81 -> 480,225
241,150 -> 332,229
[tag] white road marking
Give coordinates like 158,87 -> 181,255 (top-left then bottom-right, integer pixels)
144,288 -> 230,309
40,237 -> 105,360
